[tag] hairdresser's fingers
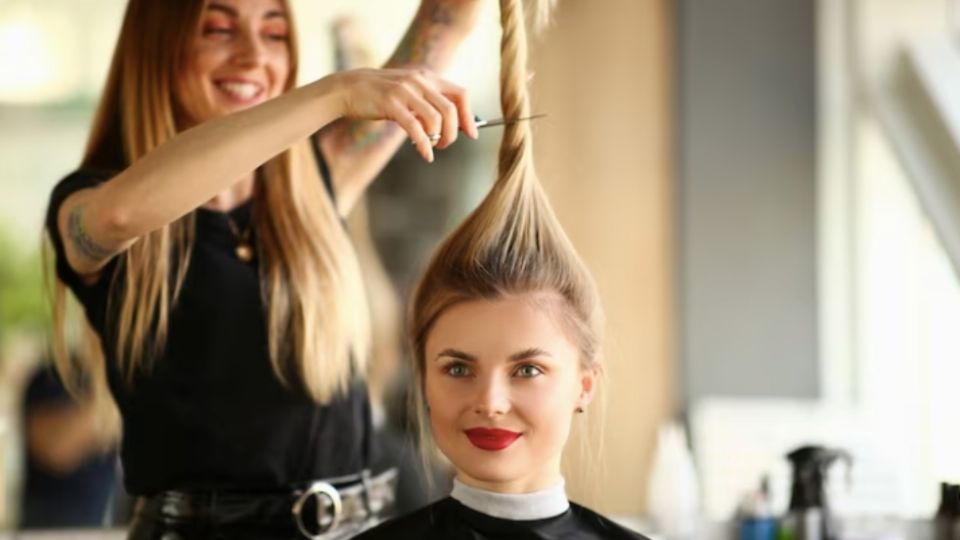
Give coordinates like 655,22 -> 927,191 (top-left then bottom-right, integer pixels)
389,101 -> 434,162
411,71 -> 477,145
437,80 -> 477,140
419,84 -> 460,149
410,71 -> 464,149
397,81 -> 444,146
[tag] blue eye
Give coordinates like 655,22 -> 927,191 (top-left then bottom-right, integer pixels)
444,363 -> 472,378
515,364 -> 543,378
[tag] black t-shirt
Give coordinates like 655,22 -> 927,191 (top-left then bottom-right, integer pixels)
44,154 -> 372,496
354,497 -> 651,540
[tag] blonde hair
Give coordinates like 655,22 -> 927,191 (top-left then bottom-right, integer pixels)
408,0 -> 605,493
48,0 -> 369,440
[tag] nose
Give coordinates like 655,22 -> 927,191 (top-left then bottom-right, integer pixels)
473,373 -> 511,418
232,28 -> 267,67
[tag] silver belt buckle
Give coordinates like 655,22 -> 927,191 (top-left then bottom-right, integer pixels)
292,481 -> 343,539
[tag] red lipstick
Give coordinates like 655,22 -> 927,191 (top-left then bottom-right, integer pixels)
464,428 -> 521,451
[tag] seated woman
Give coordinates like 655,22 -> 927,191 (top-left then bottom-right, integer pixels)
357,0 -> 650,538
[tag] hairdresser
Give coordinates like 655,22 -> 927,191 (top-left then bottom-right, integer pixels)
44,0 -> 481,538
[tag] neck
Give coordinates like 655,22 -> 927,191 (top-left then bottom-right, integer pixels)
451,477 -> 569,520
456,455 -> 563,494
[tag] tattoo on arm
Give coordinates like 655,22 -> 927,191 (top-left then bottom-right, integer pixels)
338,2 -> 461,154
68,204 -> 114,261
338,121 -> 399,154
389,3 -> 455,69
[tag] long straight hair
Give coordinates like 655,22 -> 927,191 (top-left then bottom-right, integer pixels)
408,0 -> 606,493
49,0 -> 369,438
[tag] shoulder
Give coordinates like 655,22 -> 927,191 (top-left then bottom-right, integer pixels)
355,499 -> 455,540
569,502 -> 653,539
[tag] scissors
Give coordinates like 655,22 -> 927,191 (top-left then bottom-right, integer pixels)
416,114 -> 547,144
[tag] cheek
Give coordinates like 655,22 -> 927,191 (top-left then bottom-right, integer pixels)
424,377 -> 469,459
270,55 -> 291,88
516,379 -> 577,436
516,386 -> 559,421
176,54 -> 214,98
185,44 -> 223,77
522,374 -> 577,408
424,374 -> 461,425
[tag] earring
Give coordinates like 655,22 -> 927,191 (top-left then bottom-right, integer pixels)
575,406 -> 585,414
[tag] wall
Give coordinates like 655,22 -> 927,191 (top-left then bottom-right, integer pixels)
677,0 -> 820,402
531,0 -> 675,515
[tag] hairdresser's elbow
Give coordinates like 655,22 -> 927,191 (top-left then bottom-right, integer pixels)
97,202 -> 145,254
102,203 -> 131,240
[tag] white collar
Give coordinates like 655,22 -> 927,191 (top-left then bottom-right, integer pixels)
450,477 -> 570,520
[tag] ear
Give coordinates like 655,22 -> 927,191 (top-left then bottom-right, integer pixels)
577,363 -> 599,409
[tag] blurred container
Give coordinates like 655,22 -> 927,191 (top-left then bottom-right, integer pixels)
646,422 -> 702,540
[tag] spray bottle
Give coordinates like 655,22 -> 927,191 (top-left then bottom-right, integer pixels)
776,445 -> 852,540
934,482 -> 960,540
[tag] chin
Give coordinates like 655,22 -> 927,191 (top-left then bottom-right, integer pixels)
453,449 -> 528,486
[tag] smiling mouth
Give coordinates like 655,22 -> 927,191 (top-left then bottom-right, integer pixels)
215,81 -> 264,102
464,428 -> 522,451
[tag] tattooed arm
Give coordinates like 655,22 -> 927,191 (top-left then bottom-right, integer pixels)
319,0 -> 483,215
55,181 -> 144,283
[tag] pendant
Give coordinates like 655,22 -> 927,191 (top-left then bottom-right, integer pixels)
235,243 -> 254,262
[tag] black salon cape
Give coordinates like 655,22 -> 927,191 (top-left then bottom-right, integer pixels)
354,497 -> 650,540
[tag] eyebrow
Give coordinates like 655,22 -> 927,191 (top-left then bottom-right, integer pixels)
509,347 -> 553,362
207,2 -> 288,20
434,347 -> 552,363
435,349 -> 477,362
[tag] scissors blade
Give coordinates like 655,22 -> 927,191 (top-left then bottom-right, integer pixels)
475,113 -> 547,129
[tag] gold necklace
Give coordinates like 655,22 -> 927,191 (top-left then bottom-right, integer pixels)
224,214 -> 254,262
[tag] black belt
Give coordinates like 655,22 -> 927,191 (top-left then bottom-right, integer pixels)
134,468 -> 397,539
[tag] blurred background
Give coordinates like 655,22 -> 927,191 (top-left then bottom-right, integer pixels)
1,0 -> 960,537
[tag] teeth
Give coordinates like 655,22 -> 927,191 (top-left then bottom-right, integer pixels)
218,82 -> 261,100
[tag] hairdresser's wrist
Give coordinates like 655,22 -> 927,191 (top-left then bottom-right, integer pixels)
305,74 -> 349,124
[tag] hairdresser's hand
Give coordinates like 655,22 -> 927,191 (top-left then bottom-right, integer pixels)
329,68 -> 478,162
